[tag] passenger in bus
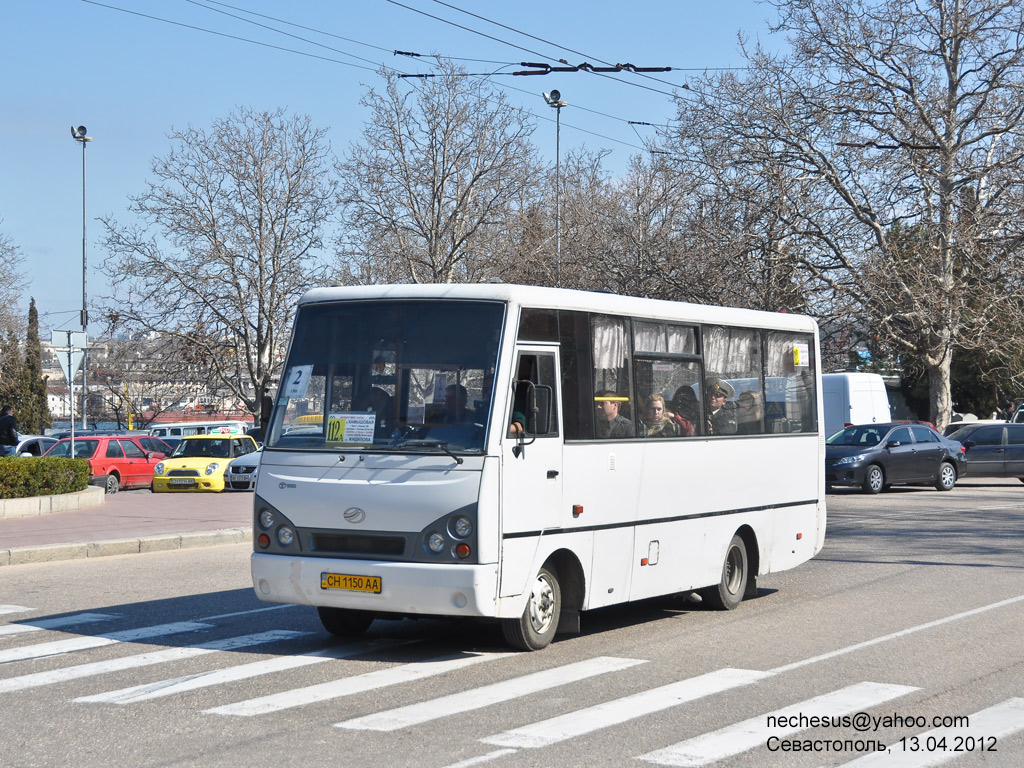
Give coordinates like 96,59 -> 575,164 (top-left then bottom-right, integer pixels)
643,394 -> 678,437
736,390 -> 763,435
431,384 -> 470,423
595,390 -> 633,438
707,379 -> 738,435
352,386 -> 394,437
668,386 -> 699,437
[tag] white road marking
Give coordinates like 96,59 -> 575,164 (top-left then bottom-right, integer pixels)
638,682 -> 919,767
337,656 -> 647,731
769,594 -> 1024,674
0,613 -> 118,637
204,651 -> 512,717
838,697 -> 1024,767
78,638 -> 405,704
0,621 -> 211,665
481,668 -> 771,749
438,750 -> 518,768
1,630 -> 305,694
0,605 -> 31,616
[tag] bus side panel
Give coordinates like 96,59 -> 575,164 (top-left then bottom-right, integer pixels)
561,444 -> 641,610
496,531 -> 595,619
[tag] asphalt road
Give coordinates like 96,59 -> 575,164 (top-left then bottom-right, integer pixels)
0,478 -> 1021,767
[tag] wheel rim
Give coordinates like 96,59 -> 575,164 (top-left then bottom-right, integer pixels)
868,468 -> 883,492
527,573 -> 556,634
723,545 -> 744,595
106,476 -> 118,493
941,465 -> 955,487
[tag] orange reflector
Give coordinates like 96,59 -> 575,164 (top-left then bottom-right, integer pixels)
455,543 -> 471,559
572,504 -> 583,516
257,533 -> 271,548
796,533 -> 803,540
640,558 -> 649,566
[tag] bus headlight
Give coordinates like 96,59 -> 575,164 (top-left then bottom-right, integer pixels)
205,463 -> 221,475
427,533 -> 446,553
258,509 -> 275,530
277,526 -> 296,546
450,516 -> 472,539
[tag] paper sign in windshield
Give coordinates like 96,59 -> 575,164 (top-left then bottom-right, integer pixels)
327,412 -> 377,443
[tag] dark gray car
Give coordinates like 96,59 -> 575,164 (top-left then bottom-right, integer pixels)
825,422 -> 967,494
946,422 -> 1024,481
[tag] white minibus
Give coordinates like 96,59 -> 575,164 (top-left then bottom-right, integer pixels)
251,284 -> 826,650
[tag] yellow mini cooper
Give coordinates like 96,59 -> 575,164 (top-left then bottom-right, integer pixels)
152,433 -> 260,492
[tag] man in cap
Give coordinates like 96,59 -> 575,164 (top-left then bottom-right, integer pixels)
707,379 -> 737,435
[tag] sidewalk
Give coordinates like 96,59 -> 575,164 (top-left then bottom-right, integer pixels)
0,490 -> 253,566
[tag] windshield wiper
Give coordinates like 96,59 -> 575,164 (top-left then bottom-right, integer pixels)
388,438 -> 464,465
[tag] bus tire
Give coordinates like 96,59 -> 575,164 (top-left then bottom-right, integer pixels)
501,566 -> 561,651
699,535 -> 748,611
317,606 -> 374,637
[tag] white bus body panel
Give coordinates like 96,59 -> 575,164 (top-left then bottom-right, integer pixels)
250,452 -> 505,618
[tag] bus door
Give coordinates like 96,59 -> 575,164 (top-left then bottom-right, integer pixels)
499,346 -> 564,596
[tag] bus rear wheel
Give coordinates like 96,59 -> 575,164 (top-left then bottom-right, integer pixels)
699,535 -> 748,611
317,606 -> 374,637
501,565 -> 561,651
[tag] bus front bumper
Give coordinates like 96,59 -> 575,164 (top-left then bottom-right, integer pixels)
250,553 -> 499,618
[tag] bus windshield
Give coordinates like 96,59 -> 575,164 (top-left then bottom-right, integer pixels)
268,300 -> 506,454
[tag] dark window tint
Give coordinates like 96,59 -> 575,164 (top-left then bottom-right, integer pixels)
105,441 -> 124,458
888,427 -> 913,444
1007,426 -> 1024,445
971,426 -> 1003,446
518,308 -> 559,342
910,425 -> 938,443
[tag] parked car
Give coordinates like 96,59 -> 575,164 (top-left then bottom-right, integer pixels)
944,422 -> 1024,480
225,448 -> 262,491
825,422 -> 966,494
943,418 -> 1007,437
15,435 -> 58,457
151,434 -> 260,493
43,435 -> 174,493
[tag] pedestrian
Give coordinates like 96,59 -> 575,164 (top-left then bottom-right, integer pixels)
0,405 -> 18,457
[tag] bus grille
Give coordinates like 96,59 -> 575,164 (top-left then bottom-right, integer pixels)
312,533 -> 406,556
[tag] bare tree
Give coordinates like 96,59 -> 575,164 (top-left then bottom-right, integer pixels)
99,107 -> 336,416
0,224 -> 25,335
336,59 -> 544,284
667,0 -> 1024,428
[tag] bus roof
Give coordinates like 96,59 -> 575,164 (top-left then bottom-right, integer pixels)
297,283 -> 818,334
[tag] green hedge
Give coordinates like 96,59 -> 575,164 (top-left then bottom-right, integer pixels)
0,457 -> 91,499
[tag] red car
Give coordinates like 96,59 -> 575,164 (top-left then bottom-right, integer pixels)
43,434 -> 174,493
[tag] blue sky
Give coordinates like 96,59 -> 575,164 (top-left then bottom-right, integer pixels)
2,0 -> 782,337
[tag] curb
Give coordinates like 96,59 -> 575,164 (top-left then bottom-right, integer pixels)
0,527 -> 252,567
0,486 -> 106,519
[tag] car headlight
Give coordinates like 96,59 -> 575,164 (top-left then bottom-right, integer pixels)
205,462 -> 221,475
835,454 -> 867,466
154,462 -> 165,476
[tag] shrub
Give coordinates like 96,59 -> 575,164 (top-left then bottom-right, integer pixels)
0,457 -> 91,499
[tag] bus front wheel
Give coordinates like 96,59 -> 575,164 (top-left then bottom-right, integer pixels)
317,606 -> 374,637
501,566 -> 561,651
699,535 -> 748,611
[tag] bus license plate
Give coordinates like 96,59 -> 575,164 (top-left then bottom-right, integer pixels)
321,573 -> 382,594
168,478 -> 197,486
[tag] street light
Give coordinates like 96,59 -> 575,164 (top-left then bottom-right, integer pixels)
72,124 -> 91,430
542,90 -> 567,287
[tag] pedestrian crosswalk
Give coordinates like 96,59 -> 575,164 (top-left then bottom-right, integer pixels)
2,606 -> 1023,767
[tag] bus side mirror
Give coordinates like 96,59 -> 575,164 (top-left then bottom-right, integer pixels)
259,393 -> 274,436
528,385 -> 553,435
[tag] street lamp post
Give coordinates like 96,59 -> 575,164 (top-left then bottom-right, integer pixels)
542,91 -> 567,287
72,125 -> 91,430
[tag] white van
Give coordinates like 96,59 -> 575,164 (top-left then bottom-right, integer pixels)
822,372 -> 891,438
148,420 -> 250,440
